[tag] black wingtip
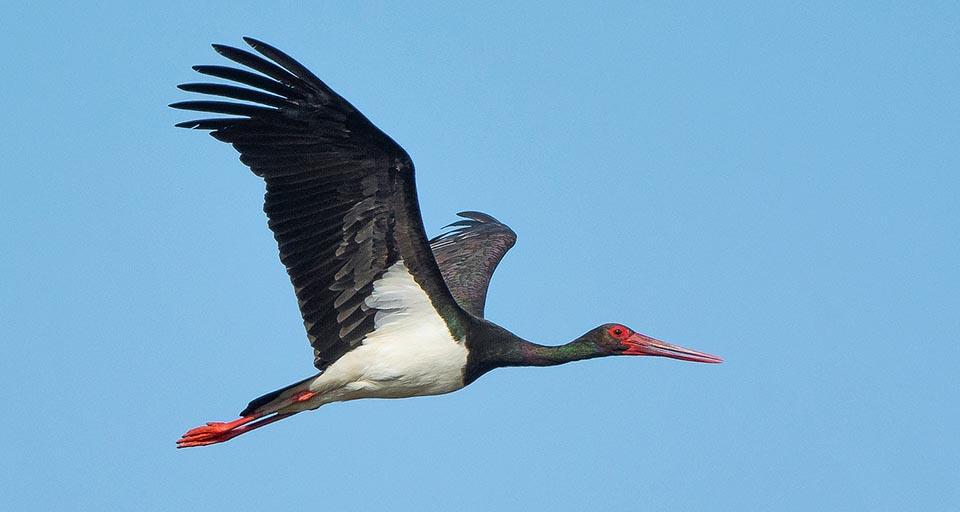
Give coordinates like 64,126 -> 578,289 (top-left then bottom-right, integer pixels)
211,43 -> 255,63
242,37 -> 276,56
242,36 -> 264,48
211,43 -> 232,54
456,211 -> 504,224
433,211 -> 515,242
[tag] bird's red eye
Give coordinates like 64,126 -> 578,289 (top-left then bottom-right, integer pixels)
608,325 -> 629,339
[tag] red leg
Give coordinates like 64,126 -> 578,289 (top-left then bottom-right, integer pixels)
176,412 -> 294,448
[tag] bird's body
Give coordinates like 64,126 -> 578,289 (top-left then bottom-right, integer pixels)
301,260 -> 468,405
173,38 -> 721,448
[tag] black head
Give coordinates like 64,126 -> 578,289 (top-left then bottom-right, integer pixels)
589,323 -> 723,363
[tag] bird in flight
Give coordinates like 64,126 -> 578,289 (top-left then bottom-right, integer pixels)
172,38 -> 722,448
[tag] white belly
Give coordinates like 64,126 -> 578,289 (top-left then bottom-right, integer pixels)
305,260 -> 468,405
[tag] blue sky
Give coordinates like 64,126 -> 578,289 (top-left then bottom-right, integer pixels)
3,2 -> 958,510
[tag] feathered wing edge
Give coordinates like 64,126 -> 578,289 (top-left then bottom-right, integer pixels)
429,211 -> 517,317
172,38 -> 467,370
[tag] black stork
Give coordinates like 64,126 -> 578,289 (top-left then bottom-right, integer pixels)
172,38 -> 722,448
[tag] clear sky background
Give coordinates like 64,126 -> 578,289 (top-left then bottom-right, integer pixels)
3,2 -> 958,511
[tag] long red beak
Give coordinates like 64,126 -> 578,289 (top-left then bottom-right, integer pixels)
623,333 -> 723,363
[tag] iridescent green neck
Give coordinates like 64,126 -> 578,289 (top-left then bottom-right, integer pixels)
516,338 -> 603,367
462,319 -> 606,385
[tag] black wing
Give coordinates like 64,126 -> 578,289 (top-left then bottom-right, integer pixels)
172,38 -> 465,370
429,211 -> 517,317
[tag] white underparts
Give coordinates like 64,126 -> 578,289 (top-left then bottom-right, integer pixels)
277,260 -> 468,414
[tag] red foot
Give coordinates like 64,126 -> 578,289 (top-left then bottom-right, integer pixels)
176,413 -> 293,448
177,416 -> 255,448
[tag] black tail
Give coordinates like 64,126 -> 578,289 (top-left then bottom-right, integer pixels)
239,375 -> 315,416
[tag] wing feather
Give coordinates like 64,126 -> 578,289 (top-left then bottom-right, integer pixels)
429,211 -> 517,317
173,37 -> 464,370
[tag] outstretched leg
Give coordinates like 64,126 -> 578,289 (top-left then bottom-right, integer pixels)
176,388 -> 317,448
177,412 -> 295,448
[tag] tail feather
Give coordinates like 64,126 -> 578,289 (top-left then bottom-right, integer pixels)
239,374 -> 317,416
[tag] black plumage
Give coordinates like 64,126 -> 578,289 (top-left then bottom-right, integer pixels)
173,38 -> 722,449
171,37 -> 465,370
429,211 -> 517,317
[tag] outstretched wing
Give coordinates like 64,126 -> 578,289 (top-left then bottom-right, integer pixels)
429,211 -> 517,317
172,37 -> 465,370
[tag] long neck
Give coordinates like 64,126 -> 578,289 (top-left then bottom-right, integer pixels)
513,339 -> 602,367
464,320 -> 602,384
